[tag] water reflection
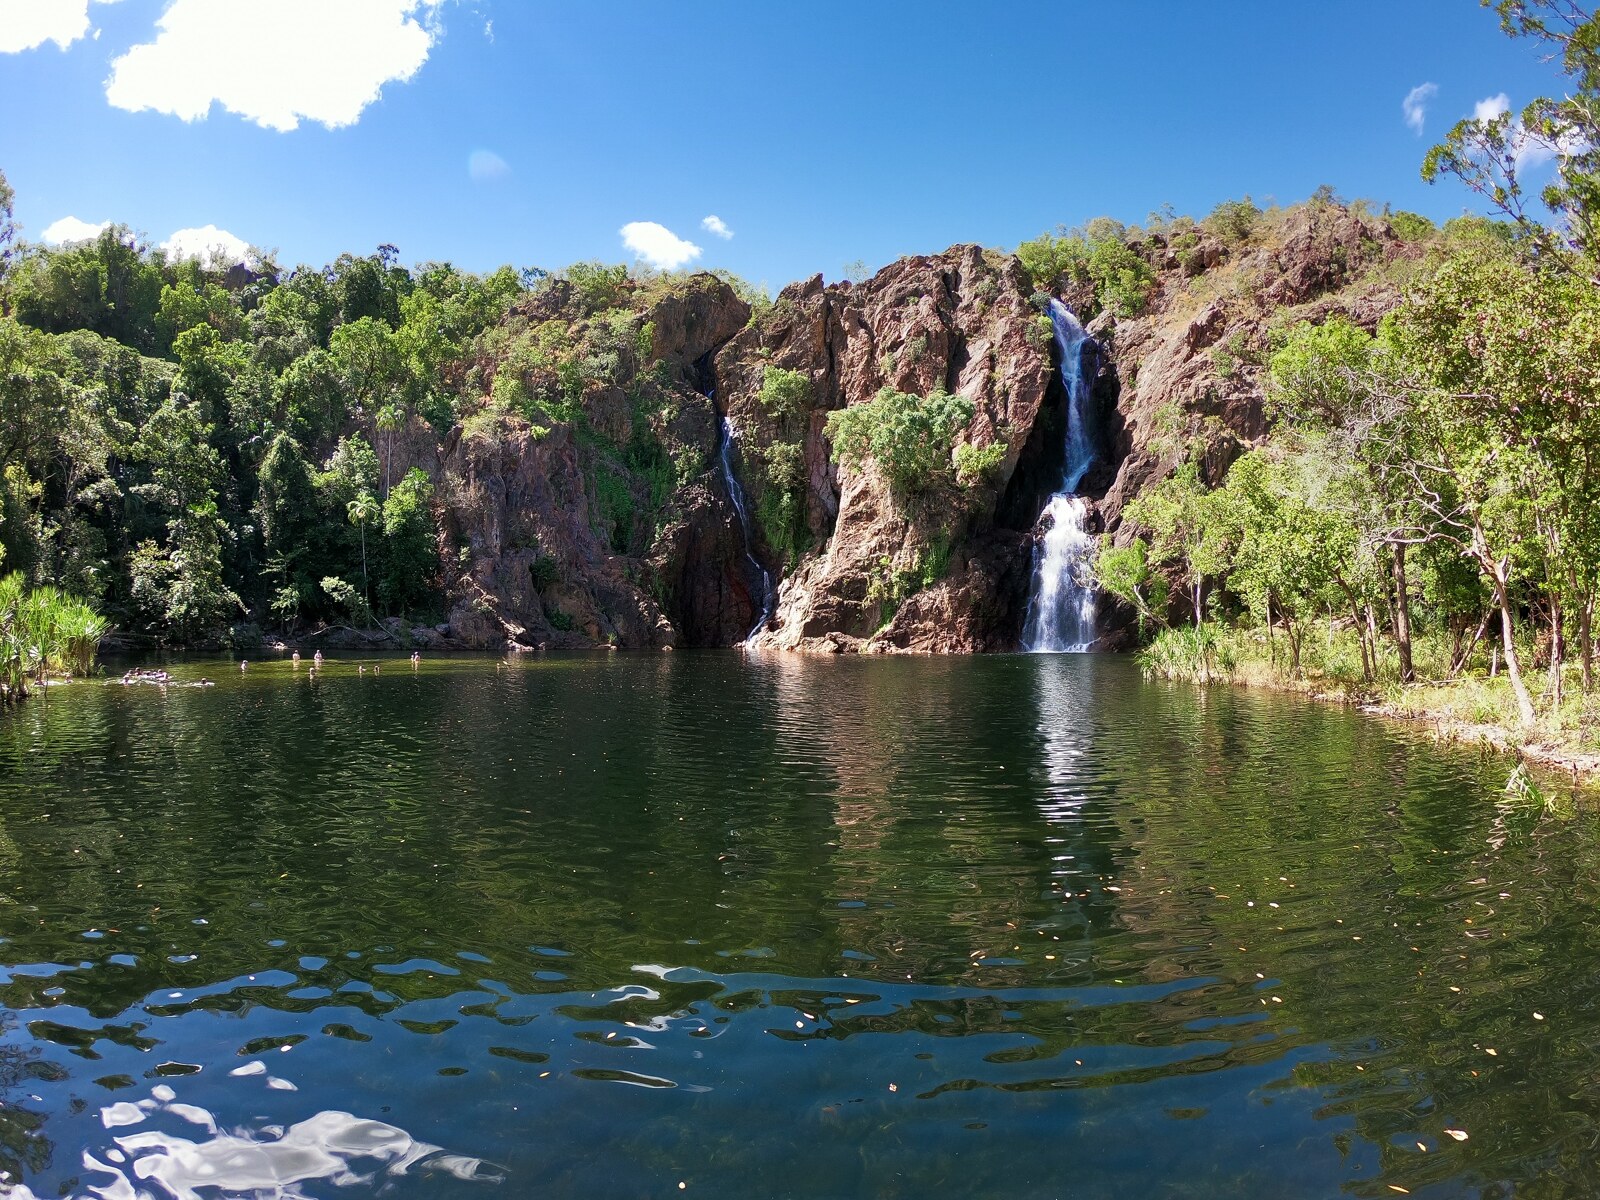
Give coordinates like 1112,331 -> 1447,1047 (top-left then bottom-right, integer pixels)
75,1076 -> 501,1199
0,654 -> 1596,1197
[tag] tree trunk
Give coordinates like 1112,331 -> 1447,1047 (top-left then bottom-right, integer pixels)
1365,602 -> 1380,683
1548,591 -> 1565,706
1489,564 -> 1536,730
1392,541 -> 1415,684
1582,594 -> 1595,691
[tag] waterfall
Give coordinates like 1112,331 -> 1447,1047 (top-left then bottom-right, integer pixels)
1022,300 -> 1100,653
717,416 -> 774,642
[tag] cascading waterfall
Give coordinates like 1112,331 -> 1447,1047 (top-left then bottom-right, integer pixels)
1022,300 -> 1101,653
717,416 -> 775,642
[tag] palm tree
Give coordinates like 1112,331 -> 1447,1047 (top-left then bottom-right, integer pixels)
375,403 -> 405,499
347,491 -> 381,617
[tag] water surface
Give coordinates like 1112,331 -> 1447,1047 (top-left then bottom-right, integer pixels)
0,652 -> 1595,1198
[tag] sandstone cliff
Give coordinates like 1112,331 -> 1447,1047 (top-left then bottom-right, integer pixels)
418,203 -> 1417,653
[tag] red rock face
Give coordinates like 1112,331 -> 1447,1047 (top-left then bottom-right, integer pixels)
404,205 -> 1412,654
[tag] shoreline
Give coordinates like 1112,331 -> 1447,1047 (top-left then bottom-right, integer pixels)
1178,668 -> 1600,790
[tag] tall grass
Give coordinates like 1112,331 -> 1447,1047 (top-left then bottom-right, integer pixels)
1137,624 -> 1236,683
0,573 -> 108,702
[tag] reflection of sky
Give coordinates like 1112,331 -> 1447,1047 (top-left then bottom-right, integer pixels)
54,1073 -> 503,1199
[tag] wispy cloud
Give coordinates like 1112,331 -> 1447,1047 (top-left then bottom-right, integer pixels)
621,222 -> 702,270
468,149 -> 509,182
701,215 -> 733,240
105,0 -> 449,131
0,0 -> 120,56
40,215 -> 110,244
1402,82 -> 1438,135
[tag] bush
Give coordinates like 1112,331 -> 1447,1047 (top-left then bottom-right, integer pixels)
1387,211 -> 1438,242
824,387 -> 975,493
1137,624 -> 1235,682
0,573 -> 106,700
758,366 -> 811,422
953,441 -> 1006,488
1204,197 -> 1261,243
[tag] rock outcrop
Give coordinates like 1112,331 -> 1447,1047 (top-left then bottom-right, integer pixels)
414,203 -> 1417,653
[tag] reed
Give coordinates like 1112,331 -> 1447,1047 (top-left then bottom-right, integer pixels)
0,573 -> 108,702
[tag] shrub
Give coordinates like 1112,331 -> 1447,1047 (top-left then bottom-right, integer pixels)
1204,197 -> 1261,243
824,387 -> 975,493
1387,211 -> 1437,242
758,366 -> 811,422
1137,624 -> 1235,682
953,441 -> 1007,488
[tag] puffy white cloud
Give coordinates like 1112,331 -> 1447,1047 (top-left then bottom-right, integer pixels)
41,215 -> 110,244
105,0 -> 446,131
620,222 -> 702,271
1474,93 -> 1511,124
0,0 -> 118,55
468,149 -> 509,182
701,215 -> 733,240
1402,82 -> 1437,135
162,224 -> 254,267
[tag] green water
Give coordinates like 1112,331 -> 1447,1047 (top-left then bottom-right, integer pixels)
0,652 -> 1596,1198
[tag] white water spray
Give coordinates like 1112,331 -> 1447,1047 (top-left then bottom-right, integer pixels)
1022,301 -> 1100,653
717,416 -> 774,642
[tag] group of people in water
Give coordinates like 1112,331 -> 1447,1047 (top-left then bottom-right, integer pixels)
123,650 -> 425,688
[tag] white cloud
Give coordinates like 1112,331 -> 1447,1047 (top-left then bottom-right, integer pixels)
468,149 -> 509,182
0,0 -> 118,55
162,225 -> 254,267
1468,92 -> 1583,172
620,221 -> 702,271
1402,82 -> 1437,135
41,215 -> 110,244
701,215 -> 733,240
105,0 -> 446,132
1474,93 -> 1511,124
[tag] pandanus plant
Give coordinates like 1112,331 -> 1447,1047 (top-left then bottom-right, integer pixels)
0,573 -> 108,702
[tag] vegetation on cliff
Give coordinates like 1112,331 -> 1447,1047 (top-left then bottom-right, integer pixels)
1099,1 -> 1600,768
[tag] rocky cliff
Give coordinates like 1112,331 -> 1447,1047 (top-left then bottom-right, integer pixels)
417,203 -> 1416,653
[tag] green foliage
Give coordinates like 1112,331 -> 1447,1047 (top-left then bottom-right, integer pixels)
1387,210 -> 1437,242
758,366 -> 811,421
563,262 -> 630,314
1016,222 -> 1155,319
1265,316 -> 1374,422
1138,623 -> 1235,682
953,440 -> 1006,488
1203,197 -> 1261,243
0,573 -> 107,701
824,386 -> 975,493
378,467 -> 437,612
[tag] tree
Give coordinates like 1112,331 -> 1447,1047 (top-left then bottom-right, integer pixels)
824,387 -> 975,493
378,467 -> 437,612
0,168 -> 16,295
346,491 -> 381,616
1423,2 -> 1600,271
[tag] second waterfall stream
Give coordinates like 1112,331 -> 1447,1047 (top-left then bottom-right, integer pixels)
1022,301 -> 1100,653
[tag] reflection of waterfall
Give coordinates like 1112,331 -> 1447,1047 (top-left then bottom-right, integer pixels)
718,417 -> 774,642
1022,301 -> 1100,653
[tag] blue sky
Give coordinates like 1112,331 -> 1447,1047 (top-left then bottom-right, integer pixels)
0,0 -> 1567,288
